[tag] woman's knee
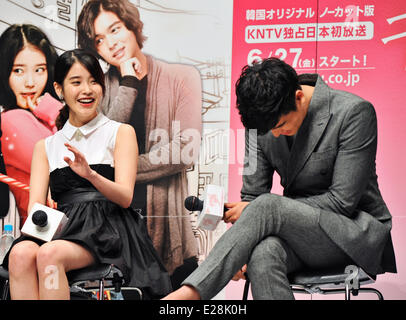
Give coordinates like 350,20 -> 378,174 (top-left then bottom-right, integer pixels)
36,240 -> 94,273
8,241 -> 39,276
36,242 -> 63,270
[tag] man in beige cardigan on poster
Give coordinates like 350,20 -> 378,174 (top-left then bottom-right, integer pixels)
77,0 -> 202,289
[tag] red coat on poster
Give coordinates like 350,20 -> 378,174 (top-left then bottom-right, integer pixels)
1,93 -> 62,223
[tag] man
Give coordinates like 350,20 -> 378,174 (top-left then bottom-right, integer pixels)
77,0 -> 202,288
163,57 -> 396,300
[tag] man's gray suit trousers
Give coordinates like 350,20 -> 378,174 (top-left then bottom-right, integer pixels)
182,193 -> 353,300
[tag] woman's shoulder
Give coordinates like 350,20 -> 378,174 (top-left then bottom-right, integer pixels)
43,128 -> 62,147
103,116 -> 123,130
33,137 -> 47,155
113,122 -> 135,139
96,117 -> 134,143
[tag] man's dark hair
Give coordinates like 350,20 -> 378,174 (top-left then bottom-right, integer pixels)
77,0 -> 146,59
235,57 -> 301,135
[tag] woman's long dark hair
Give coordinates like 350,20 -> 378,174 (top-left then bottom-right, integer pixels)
0,24 -> 58,110
54,49 -> 106,130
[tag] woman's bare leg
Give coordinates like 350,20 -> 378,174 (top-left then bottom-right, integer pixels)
162,285 -> 201,300
8,241 -> 40,300
36,240 -> 94,300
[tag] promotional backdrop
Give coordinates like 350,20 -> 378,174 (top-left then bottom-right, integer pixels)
0,0 -> 405,300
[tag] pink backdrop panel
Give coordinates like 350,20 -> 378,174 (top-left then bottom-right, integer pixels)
227,0 -> 406,299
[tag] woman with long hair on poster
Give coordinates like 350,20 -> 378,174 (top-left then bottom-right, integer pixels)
0,24 -> 62,224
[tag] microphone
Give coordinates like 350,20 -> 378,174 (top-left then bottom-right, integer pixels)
184,196 -> 229,213
184,185 -> 225,231
32,210 -> 48,227
184,196 -> 204,212
21,203 -> 69,242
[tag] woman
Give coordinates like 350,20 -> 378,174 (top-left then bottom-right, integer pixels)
0,24 -> 61,223
3,49 -> 172,300
0,114 -> 9,218
77,0 -> 202,283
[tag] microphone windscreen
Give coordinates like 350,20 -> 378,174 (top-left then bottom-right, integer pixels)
184,196 -> 203,212
32,210 -> 48,227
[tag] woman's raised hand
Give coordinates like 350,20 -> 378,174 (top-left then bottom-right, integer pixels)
26,96 -> 37,112
63,142 -> 94,180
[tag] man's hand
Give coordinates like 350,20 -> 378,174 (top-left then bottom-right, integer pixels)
232,264 -> 247,281
120,57 -> 143,79
223,201 -> 249,224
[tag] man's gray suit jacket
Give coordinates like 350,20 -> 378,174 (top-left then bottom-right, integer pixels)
241,75 -> 396,276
